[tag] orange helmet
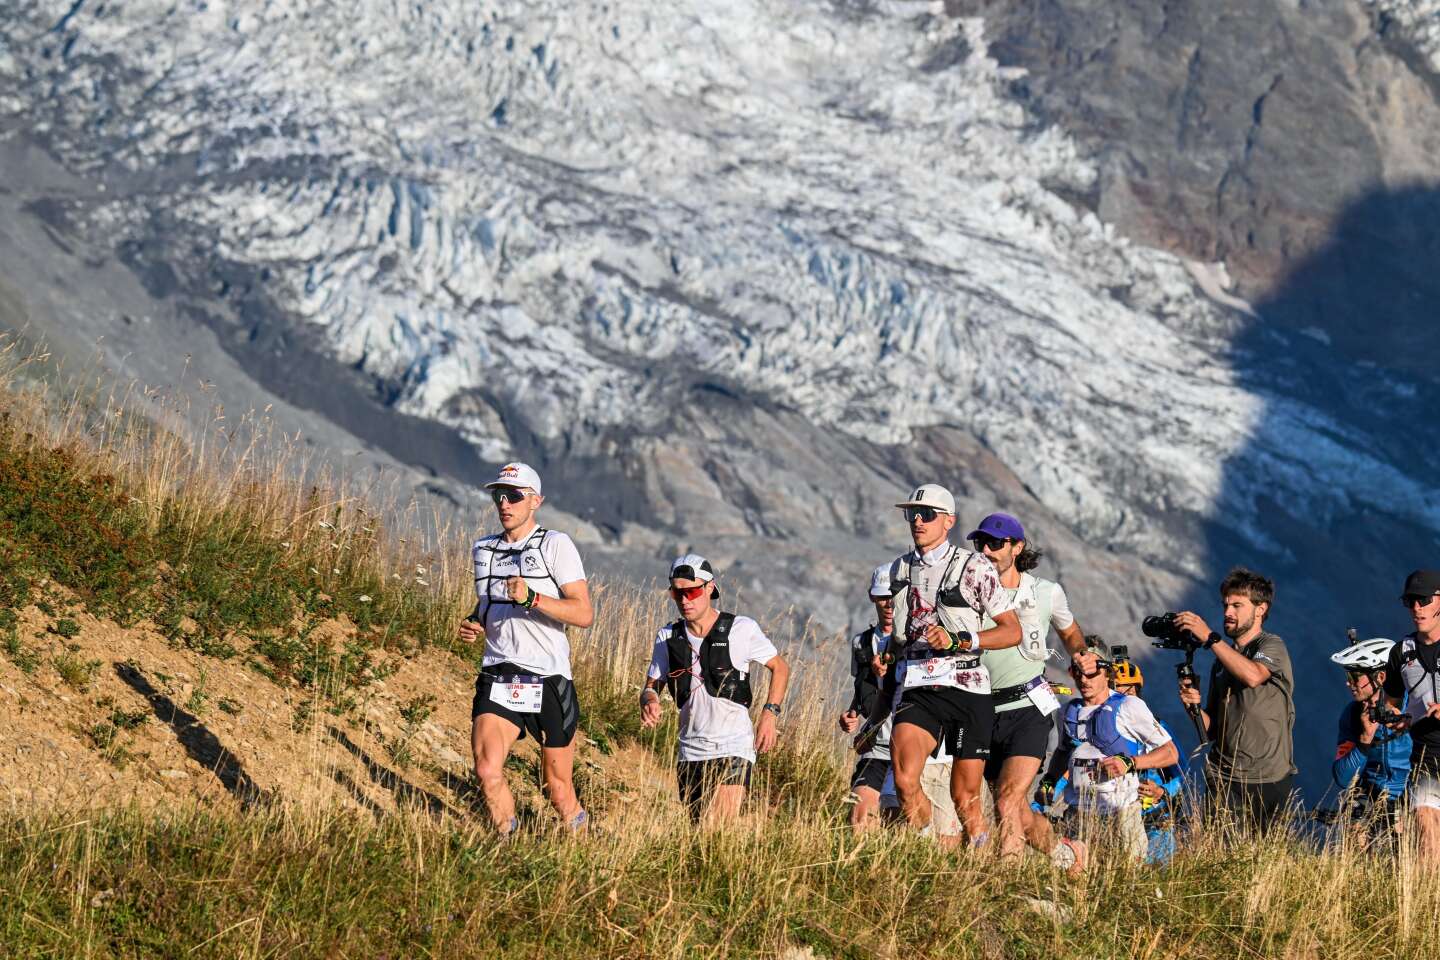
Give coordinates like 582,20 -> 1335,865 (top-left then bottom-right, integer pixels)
1112,659 -> 1144,688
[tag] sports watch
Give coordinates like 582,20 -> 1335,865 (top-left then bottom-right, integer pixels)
762,703 -> 782,718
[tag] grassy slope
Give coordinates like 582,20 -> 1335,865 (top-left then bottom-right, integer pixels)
1,339 -> 1438,959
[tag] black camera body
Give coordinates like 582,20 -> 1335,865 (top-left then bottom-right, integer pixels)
1142,612 -> 1202,652
1368,703 -> 1406,726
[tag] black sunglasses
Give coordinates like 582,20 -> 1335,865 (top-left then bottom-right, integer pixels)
971,533 -> 1011,552
1402,594 -> 1439,608
905,507 -> 940,524
1068,662 -> 1109,680
490,488 -> 527,506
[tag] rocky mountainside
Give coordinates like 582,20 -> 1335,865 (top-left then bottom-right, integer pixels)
3,0 -> 1440,797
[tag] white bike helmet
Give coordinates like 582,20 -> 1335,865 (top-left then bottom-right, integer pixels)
1331,637 -> 1394,671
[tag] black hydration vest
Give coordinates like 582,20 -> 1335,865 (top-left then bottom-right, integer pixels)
666,613 -> 752,709
850,626 -> 883,718
472,527 -> 561,624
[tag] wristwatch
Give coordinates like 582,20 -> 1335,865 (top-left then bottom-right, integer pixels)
1204,631 -> 1222,650
762,703 -> 782,718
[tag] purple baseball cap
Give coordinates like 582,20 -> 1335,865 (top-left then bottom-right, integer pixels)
967,512 -> 1025,542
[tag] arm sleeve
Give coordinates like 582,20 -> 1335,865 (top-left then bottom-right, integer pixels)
962,554 -> 1015,619
645,631 -> 667,683
1332,706 -> 1368,789
1048,582 -> 1075,631
546,533 -> 587,586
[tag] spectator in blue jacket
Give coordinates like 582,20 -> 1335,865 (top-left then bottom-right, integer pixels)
1331,636 -> 1411,835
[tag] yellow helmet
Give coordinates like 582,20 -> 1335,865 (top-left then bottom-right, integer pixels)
1112,659 -> 1144,688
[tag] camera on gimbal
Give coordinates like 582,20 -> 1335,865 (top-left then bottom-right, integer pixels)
1141,612 -> 1204,652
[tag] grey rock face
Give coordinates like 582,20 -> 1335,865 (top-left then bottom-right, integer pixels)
947,0 -> 1440,368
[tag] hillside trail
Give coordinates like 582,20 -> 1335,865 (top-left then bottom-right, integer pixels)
0,595 -> 682,836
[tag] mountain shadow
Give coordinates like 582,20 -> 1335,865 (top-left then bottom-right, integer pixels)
1194,185 -> 1440,804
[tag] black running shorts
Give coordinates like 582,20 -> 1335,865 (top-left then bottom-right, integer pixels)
984,704 -> 1054,780
894,687 -> 993,761
677,755 -> 753,818
471,663 -> 580,748
850,756 -> 890,794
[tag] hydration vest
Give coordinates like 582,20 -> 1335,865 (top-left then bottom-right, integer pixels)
666,613 -> 752,709
1012,574 -> 1055,662
890,546 -> 984,660
471,527 -> 562,625
850,626 -> 884,719
1399,634 -> 1440,724
1064,692 -> 1143,758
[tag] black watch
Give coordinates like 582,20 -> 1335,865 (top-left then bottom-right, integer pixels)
762,703 -> 782,718
1204,632 -> 1222,650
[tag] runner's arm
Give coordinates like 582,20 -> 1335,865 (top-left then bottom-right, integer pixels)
760,653 -> 790,708
525,578 -> 594,628
1055,621 -> 1086,658
1133,740 -> 1178,772
975,608 -> 1021,650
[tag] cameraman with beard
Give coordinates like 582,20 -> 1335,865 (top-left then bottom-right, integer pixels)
1175,567 -> 1296,832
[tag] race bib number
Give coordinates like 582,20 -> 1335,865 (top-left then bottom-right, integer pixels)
490,680 -> 543,714
901,657 -> 957,689
1025,679 -> 1060,715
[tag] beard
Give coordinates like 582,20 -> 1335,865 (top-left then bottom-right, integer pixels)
1224,614 -> 1254,639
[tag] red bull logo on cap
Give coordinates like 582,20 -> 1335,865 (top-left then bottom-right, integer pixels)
500,464 -> 521,479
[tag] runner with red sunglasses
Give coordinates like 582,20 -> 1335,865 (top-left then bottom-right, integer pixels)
458,462 -> 594,835
640,554 -> 791,822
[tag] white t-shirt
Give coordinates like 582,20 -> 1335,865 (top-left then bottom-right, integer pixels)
1064,695 -> 1173,814
473,527 -> 586,678
647,615 -> 778,762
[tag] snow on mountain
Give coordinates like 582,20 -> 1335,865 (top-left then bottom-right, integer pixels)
7,0 -> 1439,580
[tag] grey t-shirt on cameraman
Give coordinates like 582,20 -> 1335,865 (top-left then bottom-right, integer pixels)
1203,631 -> 1296,784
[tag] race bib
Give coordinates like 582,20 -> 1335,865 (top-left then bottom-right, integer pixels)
489,680 -> 543,714
901,657 -> 957,689
1025,678 -> 1060,715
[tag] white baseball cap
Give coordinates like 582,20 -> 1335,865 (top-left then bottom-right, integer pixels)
894,483 -> 955,515
869,563 -> 894,598
669,553 -> 716,583
484,462 -> 542,495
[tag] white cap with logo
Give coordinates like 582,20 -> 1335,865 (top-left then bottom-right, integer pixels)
868,563 -> 894,598
894,483 -> 955,515
669,553 -> 716,583
484,462 -> 542,495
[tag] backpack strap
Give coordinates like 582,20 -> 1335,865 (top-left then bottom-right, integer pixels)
665,619 -> 694,708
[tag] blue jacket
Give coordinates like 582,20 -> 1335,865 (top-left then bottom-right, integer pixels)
1333,701 -> 1410,800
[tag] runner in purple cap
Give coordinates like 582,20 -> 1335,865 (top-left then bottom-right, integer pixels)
967,512 -> 1091,863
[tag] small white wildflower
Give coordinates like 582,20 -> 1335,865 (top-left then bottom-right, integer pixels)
358,595 -> 372,603
332,568 -> 341,575
280,541 -> 291,549
317,520 -> 334,530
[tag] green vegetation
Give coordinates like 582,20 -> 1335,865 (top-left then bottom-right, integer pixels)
52,647 -> 101,691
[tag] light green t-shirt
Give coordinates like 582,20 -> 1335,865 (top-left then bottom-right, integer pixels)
980,574 -> 1072,713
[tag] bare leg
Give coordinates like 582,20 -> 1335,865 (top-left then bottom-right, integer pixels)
850,786 -> 883,832
471,713 -> 522,830
891,723 -> 939,830
705,784 -> 747,824
1416,806 -> 1440,861
994,755 -> 1043,857
540,742 -> 583,823
950,758 -> 989,844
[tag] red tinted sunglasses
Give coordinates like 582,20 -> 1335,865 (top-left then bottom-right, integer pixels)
669,584 -> 709,602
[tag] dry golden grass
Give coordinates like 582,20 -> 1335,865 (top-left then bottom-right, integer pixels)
3,334 -> 1440,958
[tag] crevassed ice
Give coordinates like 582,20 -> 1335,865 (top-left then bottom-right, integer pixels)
5,0 -> 1440,564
